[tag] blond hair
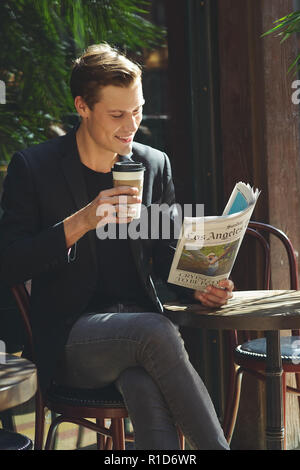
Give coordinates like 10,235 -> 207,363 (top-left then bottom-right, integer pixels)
70,43 -> 142,109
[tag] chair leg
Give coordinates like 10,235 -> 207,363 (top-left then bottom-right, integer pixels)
44,415 -> 64,450
34,391 -> 45,450
96,419 -> 107,450
224,367 -> 244,444
222,341 -> 239,436
222,361 -> 239,440
282,373 -> 287,450
105,435 -> 113,450
177,426 -> 185,450
294,372 -> 300,424
75,426 -> 85,449
111,418 -> 125,450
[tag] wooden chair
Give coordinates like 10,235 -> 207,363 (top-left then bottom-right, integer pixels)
11,283 -> 130,450
222,221 -> 300,448
11,283 -> 185,450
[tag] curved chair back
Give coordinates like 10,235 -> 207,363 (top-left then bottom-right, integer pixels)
246,221 -> 299,291
227,221 -> 299,350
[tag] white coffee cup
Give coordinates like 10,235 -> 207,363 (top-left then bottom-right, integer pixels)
112,162 -> 145,219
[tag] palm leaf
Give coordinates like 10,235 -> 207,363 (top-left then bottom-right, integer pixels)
0,0 -> 165,160
262,10 -> 300,74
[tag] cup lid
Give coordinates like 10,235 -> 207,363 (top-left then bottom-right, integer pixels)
112,162 -> 145,172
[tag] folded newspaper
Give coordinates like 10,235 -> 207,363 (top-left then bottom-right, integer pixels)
168,182 -> 260,292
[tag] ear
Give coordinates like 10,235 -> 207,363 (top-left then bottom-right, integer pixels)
74,96 -> 90,118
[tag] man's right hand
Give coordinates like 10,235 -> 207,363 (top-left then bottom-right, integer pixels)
63,186 -> 141,249
84,185 -> 141,230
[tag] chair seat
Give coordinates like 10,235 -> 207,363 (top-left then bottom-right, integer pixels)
0,429 -> 33,450
46,382 -> 125,408
235,335 -> 300,363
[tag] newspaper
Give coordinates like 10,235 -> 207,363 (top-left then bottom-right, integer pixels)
168,182 -> 260,291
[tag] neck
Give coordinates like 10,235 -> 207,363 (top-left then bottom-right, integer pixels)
76,123 -> 118,173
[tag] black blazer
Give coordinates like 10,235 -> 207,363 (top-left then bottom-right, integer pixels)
0,127 -> 190,392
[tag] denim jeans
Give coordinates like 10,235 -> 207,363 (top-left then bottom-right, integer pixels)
56,303 -> 229,450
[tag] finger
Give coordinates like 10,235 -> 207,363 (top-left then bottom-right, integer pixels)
196,293 -> 220,308
98,186 -> 139,198
205,285 -> 229,301
96,210 -> 134,225
218,279 -> 234,291
98,214 -> 118,225
194,291 -> 203,303
194,289 -> 226,303
205,294 -> 228,306
115,204 -> 137,218
96,203 -> 117,223
99,195 -> 141,206
116,217 -> 134,224
201,287 -> 231,305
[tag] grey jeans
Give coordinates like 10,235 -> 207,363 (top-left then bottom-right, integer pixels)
56,303 -> 229,450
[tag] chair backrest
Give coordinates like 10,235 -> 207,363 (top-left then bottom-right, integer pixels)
229,221 -> 299,347
246,221 -> 299,291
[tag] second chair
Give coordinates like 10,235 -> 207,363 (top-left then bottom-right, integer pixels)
222,221 -> 300,448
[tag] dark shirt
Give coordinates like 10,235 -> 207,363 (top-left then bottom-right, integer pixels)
80,162 -> 151,311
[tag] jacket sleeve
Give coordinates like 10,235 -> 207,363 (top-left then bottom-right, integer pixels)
151,153 -> 195,303
0,152 -> 69,285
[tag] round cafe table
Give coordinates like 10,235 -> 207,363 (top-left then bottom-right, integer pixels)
163,290 -> 300,450
0,353 -> 37,412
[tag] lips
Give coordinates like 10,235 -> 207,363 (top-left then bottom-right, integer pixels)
115,135 -> 133,144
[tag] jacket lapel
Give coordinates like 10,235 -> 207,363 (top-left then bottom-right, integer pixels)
60,129 -> 98,269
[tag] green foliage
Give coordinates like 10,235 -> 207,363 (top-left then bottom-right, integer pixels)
0,0 -> 165,160
262,11 -> 300,74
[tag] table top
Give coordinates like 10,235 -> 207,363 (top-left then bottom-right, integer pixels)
0,353 -> 37,412
163,290 -> 300,331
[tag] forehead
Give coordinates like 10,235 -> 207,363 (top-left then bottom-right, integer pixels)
97,81 -> 144,110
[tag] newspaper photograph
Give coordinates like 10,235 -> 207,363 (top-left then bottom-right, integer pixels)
168,182 -> 260,292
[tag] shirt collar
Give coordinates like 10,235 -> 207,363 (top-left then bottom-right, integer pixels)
118,151 -> 134,162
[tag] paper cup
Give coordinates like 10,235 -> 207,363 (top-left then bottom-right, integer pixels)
112,162 -> 145,219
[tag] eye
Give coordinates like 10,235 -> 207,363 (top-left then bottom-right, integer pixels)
134,106 -> 143,115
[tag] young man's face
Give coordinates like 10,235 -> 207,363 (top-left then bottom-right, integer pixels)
81,79 -> 144,157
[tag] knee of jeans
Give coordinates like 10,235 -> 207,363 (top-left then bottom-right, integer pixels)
142,314 -> 184,352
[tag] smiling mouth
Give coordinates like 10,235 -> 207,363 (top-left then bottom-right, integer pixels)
115,135 -> 133,144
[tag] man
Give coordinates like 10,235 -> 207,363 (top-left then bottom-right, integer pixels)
0,43 -> 233,449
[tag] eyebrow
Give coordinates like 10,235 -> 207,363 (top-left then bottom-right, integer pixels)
108,100 -> 145,113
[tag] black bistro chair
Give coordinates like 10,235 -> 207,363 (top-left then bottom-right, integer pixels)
11,283 -> 130,450
223,221 -> 300,448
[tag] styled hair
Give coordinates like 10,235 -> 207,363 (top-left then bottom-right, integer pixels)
70,43 -> 142,109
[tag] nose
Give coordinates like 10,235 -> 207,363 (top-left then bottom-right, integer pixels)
123,114 -> 140,133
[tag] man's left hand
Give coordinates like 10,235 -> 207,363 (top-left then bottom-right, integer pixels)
193,279 -> 234,308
